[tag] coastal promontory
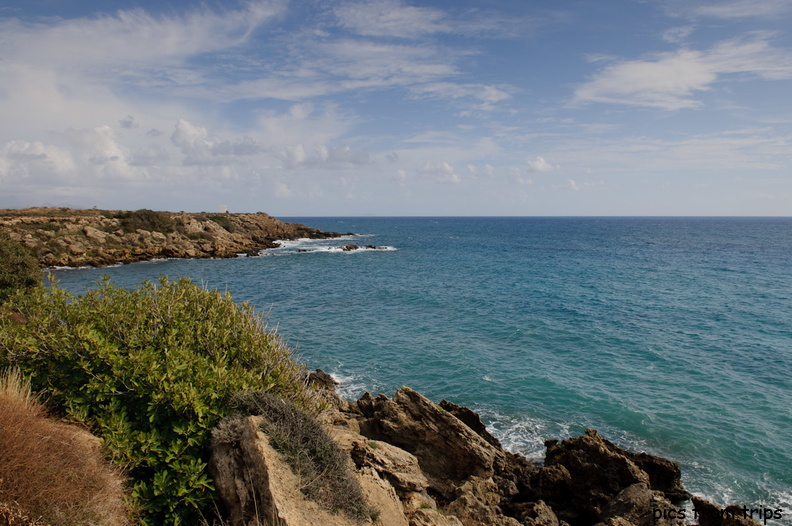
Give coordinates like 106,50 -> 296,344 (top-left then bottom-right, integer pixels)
0,207 -> 345,268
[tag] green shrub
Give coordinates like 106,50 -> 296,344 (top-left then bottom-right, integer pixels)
207,215 -> 235,233
233,391 -> 371,523
114,209 -> 176,234
0,234 -> 42,304
0,277 -> 313,525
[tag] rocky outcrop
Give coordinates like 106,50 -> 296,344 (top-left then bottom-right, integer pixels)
209,373 -> 756,526
0,207 -> 347,268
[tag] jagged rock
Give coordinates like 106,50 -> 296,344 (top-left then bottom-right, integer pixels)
446,477 -> 521,526
357,388 -> 504,499
308,369 -> 340,390
529,430 -> 651,524
83,226 -> 108,244
692,497 -> 763,526
439,399 -> 501,448
209,415 -> 361,526
356,466 -> 411,526
507,500 -> 562,526
350,440 -> 431,497
408,509 -> 464,526
330,423 -> 433,512
600,483 -> 683,526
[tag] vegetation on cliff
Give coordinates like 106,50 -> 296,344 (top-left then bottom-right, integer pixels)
0,368 -> 130,525
0,233 -> 42,303
0,207 -> 345,268
0,275 -> 314,524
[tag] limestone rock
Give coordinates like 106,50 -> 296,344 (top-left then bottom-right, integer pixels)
408,509 -> 464,526
357,388 -> 503,499
209,415 -> 362,526
600,483 -> 683,526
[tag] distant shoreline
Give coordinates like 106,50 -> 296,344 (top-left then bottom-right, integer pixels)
0,207 -> 348,268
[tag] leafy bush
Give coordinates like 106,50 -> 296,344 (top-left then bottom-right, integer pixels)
207,215 -> 235,233
0,277 -> 313,524
0,233 -> 42,304
233,391 -> 370,523
0,368 -> 131,525
114,209 -> 176,234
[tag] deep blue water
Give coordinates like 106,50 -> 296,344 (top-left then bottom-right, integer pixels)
51,217 -> 792,519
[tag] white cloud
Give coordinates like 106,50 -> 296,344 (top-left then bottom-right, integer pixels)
527,156 -> 557,172
690,0 -> 792,19
567,179 -> 604,191
411,82 -> 512,110
573,36 -> 792,110
0,3 -> 283,69
662,26 -> 695,44
418,160 -> 460,183
334,0 -> 447,38
467,164 -> 495,178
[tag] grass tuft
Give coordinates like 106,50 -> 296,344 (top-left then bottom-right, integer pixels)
0,368 -> 131,525
233,391 -> 371,523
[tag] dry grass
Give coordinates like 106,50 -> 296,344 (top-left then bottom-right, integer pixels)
0,368 -> 132,526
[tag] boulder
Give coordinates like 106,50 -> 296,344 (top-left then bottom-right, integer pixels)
599,483 -> 683,526
357,388 -> 504,499
692,497 -> 763,526
209,415 -> 362,526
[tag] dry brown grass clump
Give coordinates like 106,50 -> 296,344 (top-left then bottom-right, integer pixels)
0,369 -> 132,525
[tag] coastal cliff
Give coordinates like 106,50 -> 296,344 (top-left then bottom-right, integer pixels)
210,372 -> 761,526
0,207 -> 345,268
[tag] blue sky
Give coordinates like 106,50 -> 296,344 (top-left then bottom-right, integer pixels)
1,0 -> 791,215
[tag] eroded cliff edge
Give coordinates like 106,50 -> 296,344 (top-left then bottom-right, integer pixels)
0,207 -> 346,268
210,371 -> 759,526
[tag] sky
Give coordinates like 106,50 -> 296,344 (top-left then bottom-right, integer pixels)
1,0 -> 791,216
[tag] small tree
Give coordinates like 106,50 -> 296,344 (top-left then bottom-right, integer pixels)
0,234 -> 42,304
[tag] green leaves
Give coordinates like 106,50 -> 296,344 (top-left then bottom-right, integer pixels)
0,277 -> 312,524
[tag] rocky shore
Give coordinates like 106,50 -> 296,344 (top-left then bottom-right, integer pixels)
211,371 -> 760,526
0,207 -> 346,268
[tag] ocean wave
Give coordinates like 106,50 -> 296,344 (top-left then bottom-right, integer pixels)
259,236 -> 396,255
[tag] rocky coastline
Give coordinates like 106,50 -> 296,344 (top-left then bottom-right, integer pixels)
0,207 -> 347,268
211,370 -> 760,526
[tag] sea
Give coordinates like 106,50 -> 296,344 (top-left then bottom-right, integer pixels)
50,217 -> 792,522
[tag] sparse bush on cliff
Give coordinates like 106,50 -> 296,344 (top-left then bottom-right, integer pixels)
207,214 -> 235,233
0,234 -> 42,304
233,391 -> 371,523
114,209 -> 176,234
0,277 -> 313,524
0,368 -> 131,525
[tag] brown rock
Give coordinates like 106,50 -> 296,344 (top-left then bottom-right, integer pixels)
357,388 -> 504,499
408,509 -> 464,526
600,483 -> 683,526
692,497 -> 763,526
209,415 -> 363,526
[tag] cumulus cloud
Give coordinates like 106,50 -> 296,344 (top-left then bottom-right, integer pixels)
573,35 -> 792,110
275,144 -> 370,170
119,115 -> 139,129
467,164 -> 495,178
170,119 -> 266,166
527,156 -> 557,172
418,160 -> 460,183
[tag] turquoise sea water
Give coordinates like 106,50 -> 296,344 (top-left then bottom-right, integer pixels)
51,217 -> 792,520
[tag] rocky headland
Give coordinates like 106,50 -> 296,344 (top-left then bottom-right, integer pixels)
210,371 -> 761,526
0,207 -> 347,268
